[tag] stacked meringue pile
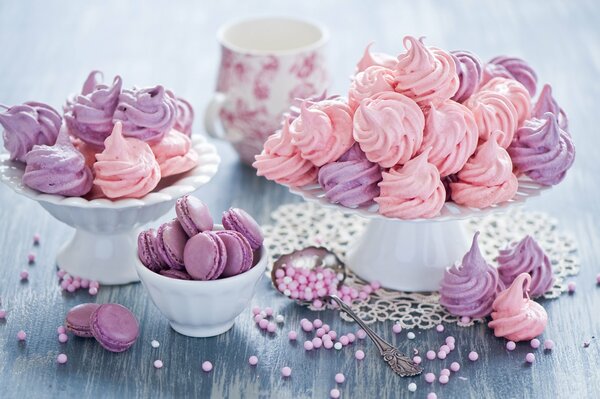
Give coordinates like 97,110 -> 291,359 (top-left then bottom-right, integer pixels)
254,36 -> 576,219
0,71 -> 198,199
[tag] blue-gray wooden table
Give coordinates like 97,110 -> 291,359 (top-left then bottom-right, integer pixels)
1,1 -> 599,398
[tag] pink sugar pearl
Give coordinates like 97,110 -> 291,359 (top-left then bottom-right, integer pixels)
265,307 -> 274,316
322,324 -> 331,333
439,374 -> 449,384
427,393 -> 437,399
370,281 -> 381,290
567,281 -> 576,293
258,319 -> 269,330
525,353 -> 535,363
254,314 -> 264,323
530,338 -> 541,349
57,354 -> 67,364
288,330 -> 298,341
252,306 -> 261,315
33,233 -> 40,244
267,322 -> 277,333
324,340 -> 334,349
450,362 -> 460,372
202,361 -> 213,372
347,333 -> 356,343
0,309 -> 6,319
468,351 -> 479,361
302,321 -> 314,332
424,373 -> 435,383
304,341 -> 314,351
437,351 -> 446,360
17,330 -> 26,341
460,316 -> 470,324
330,388 -> 341,399
440,345 -> 451,354
313,299 -> 324,309
544,339 -> 555,350
436,324 -> 444,332
20,270 -> 29,280
88,287 -> 98,296
355,350 -> 365,360
445,336 -> 455,345
335,373 -> 345,384
426,350 -> 436,360
316,328 -> 326,338
506,341 -> 516,351
440,368 -> 450,376
154,360 -> 163,369
413,356 -> 422,364
339,336 -> 349,346
313,319 -> 323,328
248,356 -> 258,366
312,337 -> 323,349
596,273 -> 600,284
356,329 -> 366,340
328,331 -> 337,340
281,366 -> 292,377
58,333 -> 68,343
392,324 -> 402,334
27,253 -> 35,263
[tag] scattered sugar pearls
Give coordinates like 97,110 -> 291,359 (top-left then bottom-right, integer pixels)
408,382 -> 417,392
151,340 -> 160,348
506,341 -> 516,351
154,360 -> 163,369
355,350 -> 365,360
468,351 -> 479,361
57,269 -> 99,296
57,353 -> 67,364
248,356 -> 258,366
424,373 -> 435,383
567,281 -> 576,293
392,323 -> 402,334
330,388 -> 341,398
436,324 -> 444,332
202,361 -> 213,372
281,366 -> 292,377
530,338 -> 541,349
0,309 -> 7,319
544,339 -> 554,350
525,353 -> 535,363
17,330 -> 26,341
20,270 -> 29,281
335,373 -> 345,384
450,362 -> 460,372
407,332 -> 415,340
58,333 -> 68,343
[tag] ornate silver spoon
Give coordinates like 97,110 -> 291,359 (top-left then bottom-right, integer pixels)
271,246 -> 423,377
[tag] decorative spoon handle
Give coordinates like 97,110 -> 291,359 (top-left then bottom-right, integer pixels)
327,295 -> 423,377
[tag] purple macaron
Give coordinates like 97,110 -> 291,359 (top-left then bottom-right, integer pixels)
215,230 -> 253,277
159,268 -> 193,280
137,228 -> 165,272
65,303 -> 101,338
175,195 -> 213,236
222,208 -> 263,251
183,231 -> 227,280
156,219 -> 187,270
90,304 -> 139,353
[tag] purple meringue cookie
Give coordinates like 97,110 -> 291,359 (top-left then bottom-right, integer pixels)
22,129 -> 93,196
113,85 -> 177,144
64,74 -> 123,147
0,102 -> 61,162
173,96 -> 194,137
508,112 -> 575,186
318,144 -> 382,208
532,84 -> 568,131
450,50 -> 483,103
439,232 -> 505,318
497,235 -> 553,298
482,56 -> 537,96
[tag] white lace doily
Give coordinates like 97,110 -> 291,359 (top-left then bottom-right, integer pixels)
263,202 -> 580,329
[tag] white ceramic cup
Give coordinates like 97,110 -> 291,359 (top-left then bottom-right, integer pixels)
204,16 -> 330,164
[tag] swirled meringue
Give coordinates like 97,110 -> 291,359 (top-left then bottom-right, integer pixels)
64,74 -> 123,147
173,96 -> 194,137
488,273 -> 548,341
480,77 -> 531,125
464,88 -> 519,148
482,56 -> 538,96
356,42 -> 397,73
375,148 -> 445,219
419,100 -> 478,177
450,131 -> 518,208
150,129 -> 199,177
394,36 -> 459,106
532,84 -> 568,131
22,128 -> 93,196
253,117 -> 318,187
289,98 -> 354,166
497,235 -> 553,298
0,102 -> 62,162
508,113 -> 575,186
318,144 -> 382,208
353,91 -> 424,167
113,85 -> 177,144
348,66 -> 395,110
93,122 -> 161,199
450,50 -> 483,103
439,232 -> 505,318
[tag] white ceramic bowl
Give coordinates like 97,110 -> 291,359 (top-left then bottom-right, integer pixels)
135,235 -> 267,338
0,135 -> 220,285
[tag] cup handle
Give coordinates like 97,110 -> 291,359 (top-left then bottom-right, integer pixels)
204,92 -> 227,140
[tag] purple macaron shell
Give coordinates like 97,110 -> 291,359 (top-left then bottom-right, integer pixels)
222,208 -> 263,251
175,195 -> 213,237
156,219 -> 187,270
159,268 -> 193,280
183,231 -> 227,280
137,228 -> 165,272
215,230 -> 253,278
65,303 -> 101,338
90,304 -> 139,353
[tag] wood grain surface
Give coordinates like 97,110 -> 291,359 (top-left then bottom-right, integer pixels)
0,1 -> 599,398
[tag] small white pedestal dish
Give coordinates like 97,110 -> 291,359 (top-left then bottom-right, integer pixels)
0,136 -> 220,285
288,178 -> 550,292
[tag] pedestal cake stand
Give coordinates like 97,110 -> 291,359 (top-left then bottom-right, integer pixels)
288,178 -> 549,292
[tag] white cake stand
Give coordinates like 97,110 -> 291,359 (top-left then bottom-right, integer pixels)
288,178 -> 549,292
0,136 -> 220,285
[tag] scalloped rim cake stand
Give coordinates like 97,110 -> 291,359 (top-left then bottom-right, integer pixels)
288,178 -> 550,292
0,135 -> 220,285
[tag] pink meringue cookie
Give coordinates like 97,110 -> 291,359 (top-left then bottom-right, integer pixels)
375,148 -> 445,219
348,66 -> 395,110
488,273 -> 548,341
480,77 -> 531,125
394,36 -> 459,107
93,122 -> 161,199
450,131 -> 518,208
419,100 -> 478,177
497,235 -> 554,298
253,117 -> 318,187
150,129 -> 199,177
482,56 -> 538,97
0,102 -> 62,162
464,88 -> 519,148
450,50 -> 483,103
173,96 -> 194,137
113,85 -> 177,144
353,91 -> 424,167
22,128 -> 93,197
289,98 -> 354,167
64,74 -> 123,147
356,42 -> 397,73
508,113 -> 575,186
439,232 -> 505,318
532,84 -> 568,131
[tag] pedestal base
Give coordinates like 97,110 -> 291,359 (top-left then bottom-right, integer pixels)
346,218 -> 470,292
56,229 -> 141,285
